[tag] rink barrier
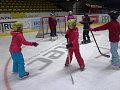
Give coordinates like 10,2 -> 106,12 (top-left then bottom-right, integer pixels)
1,14 -> 119,37
0,24 -> 103,37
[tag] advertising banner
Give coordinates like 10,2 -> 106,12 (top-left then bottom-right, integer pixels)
31,18 -> 42,30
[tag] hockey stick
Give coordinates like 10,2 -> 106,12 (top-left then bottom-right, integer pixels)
90,31 -> 110,58
66,38 -> 74,85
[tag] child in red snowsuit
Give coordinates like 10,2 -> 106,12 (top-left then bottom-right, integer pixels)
9,21 -> 39,79
65,19 -> 85,71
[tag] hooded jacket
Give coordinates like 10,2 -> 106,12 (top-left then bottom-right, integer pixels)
66,27 -> 79,49
9,31 -> 33,52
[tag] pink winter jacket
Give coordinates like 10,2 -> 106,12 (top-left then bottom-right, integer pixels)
67,15 -> 74,21
66,27 -> 79,49
9,31 -> 33,52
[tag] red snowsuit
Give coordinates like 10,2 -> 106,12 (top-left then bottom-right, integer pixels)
65,27 -> 85,67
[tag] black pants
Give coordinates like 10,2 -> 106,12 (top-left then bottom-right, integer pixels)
83,29 -> 90,41
50,28 -> 56,37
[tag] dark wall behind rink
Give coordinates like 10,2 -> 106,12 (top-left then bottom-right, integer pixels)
93,0 -> 120,8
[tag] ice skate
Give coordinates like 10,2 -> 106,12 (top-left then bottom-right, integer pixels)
111,63 -> 120,69
65,64 -> 69,67
86,39 -> 91,43
19,72 -> 29,80
80,66 -> 85,71
50,37 -> 55,41
81,40 -> 87,44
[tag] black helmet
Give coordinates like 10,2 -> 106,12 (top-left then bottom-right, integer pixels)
108,10 -> 119,19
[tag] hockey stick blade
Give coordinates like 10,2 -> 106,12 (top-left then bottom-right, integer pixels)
70,74 -> 74,85
100,53 -> 110,58
90,31 -> 110,58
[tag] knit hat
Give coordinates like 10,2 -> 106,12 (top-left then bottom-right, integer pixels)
12,21 -> 23,30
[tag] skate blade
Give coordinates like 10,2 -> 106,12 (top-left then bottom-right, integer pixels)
111,65 -> 120,70
19,75 -> 29,80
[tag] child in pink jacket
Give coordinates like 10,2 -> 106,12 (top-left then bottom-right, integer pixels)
9,21 -> 39,79
65,19 -> 85,71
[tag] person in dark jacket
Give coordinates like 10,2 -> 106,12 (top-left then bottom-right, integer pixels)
89,10 -> 120,67
79,13 -> 94,44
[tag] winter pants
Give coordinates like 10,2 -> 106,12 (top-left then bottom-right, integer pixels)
65,48 -> 85,67
83,29 -> 90,41
110,42 -> 120,65
50,28 -> 56,37
10,52 -> 26,77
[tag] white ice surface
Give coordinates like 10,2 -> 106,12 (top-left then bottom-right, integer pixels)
0,27 -> 120,90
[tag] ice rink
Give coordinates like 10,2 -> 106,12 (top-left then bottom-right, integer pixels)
0,26 -> 120,90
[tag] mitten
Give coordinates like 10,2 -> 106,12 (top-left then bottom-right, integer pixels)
65,34 -> 69,39
66,43 -> 73,49
32,42 -> 39,47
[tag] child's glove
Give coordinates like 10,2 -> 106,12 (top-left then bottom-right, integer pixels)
32,42 -> 39,47
89,28 -> 94,31
66,43 -> 73,49
79,21 -> 83,24
65,34 -> 69,39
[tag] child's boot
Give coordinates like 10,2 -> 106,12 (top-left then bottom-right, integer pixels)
80,66 -> 85,71
19,72 -> 29,80
81,40 -> 87,44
